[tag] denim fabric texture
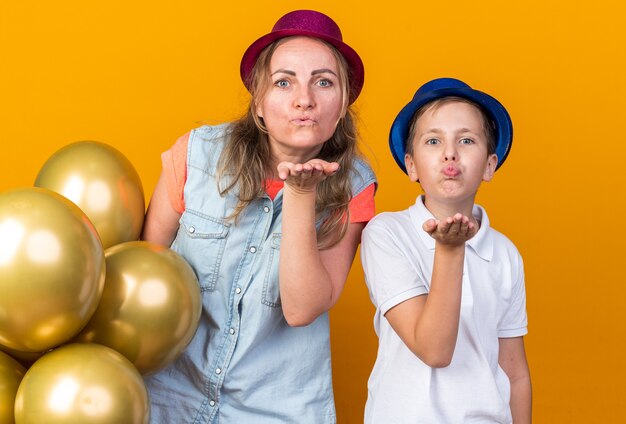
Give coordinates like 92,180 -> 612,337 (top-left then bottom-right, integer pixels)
145,124 -> 376,423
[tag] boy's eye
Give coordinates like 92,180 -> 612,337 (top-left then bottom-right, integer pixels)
459,138 -> 474,145
426,138 -> 439,145
275,79 -> 290,88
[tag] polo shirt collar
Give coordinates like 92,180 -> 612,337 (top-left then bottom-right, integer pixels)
409,195 -> 493,261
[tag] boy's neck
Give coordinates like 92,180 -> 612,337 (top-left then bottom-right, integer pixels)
422,194 -> 477,222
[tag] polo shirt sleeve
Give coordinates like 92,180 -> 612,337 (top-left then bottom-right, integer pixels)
361,216 -> 429,331
498,253 -> 528,338
161,133 -> 190,214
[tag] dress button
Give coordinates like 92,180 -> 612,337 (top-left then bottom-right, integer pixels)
235,287 -> 241,294
209,400 -> 216,407
215,368 -> 221,375
249,246 -> 257,253
188,226 -> 196,234
263,206 -> 270,213
229,328 -> 235,335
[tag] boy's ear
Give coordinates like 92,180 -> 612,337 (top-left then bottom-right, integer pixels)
405,154 -> 419,183
483,154 -> 498,182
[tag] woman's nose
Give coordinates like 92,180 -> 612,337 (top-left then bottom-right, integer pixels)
294,86 -> 315,110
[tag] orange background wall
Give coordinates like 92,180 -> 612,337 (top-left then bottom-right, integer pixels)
2,1 -> 625,422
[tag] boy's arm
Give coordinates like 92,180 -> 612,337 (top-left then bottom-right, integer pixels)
384,214 -> 475,368
499,336 -> 532,423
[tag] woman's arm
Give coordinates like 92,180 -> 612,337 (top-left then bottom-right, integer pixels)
141,171 -> 182,247
499,336 -> 532,423
278,159 -> 362,326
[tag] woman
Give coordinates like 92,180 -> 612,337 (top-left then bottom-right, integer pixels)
142,9 -> 376,423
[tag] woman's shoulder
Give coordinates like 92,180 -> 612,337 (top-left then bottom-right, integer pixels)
349,156 -> 377,194
185,123 -> 234,171
351,156 -> 373,173
189,122 -> 233,142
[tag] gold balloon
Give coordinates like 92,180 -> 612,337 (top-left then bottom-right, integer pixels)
34,141 -> 145,249
0,188 -> 105,352
14,343 -> 149,424
0,344 -> 47,368
75,241 -> 201,375
0,350 -> 26,424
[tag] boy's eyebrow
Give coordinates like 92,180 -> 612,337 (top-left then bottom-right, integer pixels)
420,127 -> 482,135
419,127 -> 444,134
270,68 -> 338,77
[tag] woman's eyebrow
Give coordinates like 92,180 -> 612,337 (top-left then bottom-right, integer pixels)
271,69 -> 296,76
270,68 -> 338,77
312,68 -> 337,76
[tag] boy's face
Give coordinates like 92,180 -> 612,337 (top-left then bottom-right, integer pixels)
404,101 -> 498,208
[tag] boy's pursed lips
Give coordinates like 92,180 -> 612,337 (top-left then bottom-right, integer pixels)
442,165 -> 460,178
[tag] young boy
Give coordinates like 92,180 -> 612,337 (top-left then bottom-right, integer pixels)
361,78 -> 531,423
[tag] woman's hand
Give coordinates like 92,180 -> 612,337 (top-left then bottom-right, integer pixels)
277,159 -> 339,194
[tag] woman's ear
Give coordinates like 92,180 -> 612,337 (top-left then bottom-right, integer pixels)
334,107 -> 347,128
483,153 -> 498,182
405,153 -> 419,183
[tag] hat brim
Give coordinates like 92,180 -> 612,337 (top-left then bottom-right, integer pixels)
240,29 -> 365,104
389,87 -> 513,173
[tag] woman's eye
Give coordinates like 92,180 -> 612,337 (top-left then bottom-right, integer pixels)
317,79 -> 332,87
275,80 -> 289,88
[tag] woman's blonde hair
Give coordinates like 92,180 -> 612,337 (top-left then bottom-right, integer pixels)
217,37 -> 362,249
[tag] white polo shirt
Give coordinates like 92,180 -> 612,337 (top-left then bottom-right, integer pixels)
361,195 -> 527,424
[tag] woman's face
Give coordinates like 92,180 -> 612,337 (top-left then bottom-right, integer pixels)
256,37 -> 345,164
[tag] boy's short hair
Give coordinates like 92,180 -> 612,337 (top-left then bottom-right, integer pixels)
405,96 -> 497,157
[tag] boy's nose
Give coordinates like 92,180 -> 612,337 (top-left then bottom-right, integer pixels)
443,143 -> 458,161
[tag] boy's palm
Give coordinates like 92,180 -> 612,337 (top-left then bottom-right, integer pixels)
423,213 -> 477,246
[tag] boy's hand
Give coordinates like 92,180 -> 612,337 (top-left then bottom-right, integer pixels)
423,213 -> 477,246
278,160 -> 340,195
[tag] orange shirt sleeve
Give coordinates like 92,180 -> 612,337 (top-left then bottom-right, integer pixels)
348,183 -> 376,223
161,132 -> 190,214
162,133 -> 375,223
